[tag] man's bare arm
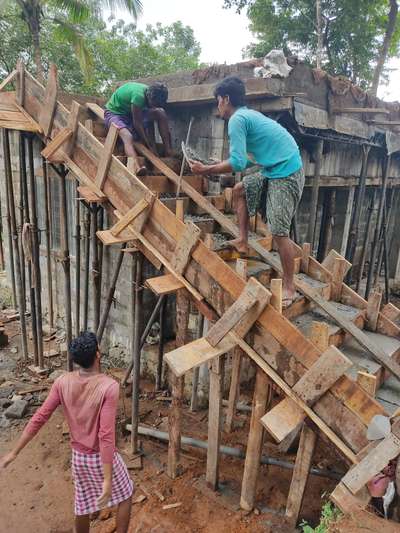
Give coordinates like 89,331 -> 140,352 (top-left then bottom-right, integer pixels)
189,159 -> 233,175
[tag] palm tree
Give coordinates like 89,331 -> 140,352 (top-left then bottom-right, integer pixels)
0,0 -> 143,82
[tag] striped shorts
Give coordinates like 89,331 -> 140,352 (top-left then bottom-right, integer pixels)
72,449 -> 134,516
243,167 -> 305,237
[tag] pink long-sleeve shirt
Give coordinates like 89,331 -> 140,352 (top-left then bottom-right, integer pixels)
23,371 -> 119,463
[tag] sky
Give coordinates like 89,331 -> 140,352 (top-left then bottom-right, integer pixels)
106,0 -> 399,101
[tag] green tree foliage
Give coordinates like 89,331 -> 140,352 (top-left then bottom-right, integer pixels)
224,0 -> 400,89
0,8 -> 202,96
0,0 -> 143,82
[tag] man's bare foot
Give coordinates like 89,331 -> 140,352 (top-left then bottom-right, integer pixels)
225,238 -> 249,255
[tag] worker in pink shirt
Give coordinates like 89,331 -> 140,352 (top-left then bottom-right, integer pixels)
0,331 -> 133,533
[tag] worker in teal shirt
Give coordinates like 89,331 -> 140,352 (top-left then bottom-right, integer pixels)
190,76 -> 304,308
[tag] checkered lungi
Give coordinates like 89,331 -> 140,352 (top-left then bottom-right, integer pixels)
72,449 -> 134,516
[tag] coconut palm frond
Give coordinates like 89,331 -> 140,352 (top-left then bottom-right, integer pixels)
52,17 -> 93,78
47,0 -> 92,24
101,0 -> 143,20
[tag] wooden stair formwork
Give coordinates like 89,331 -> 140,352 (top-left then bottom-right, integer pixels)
2,64 -> 400,525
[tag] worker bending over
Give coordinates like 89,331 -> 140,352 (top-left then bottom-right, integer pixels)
190,76 -> 304,308
105,81 -> 173,175
0,331 -> 133,533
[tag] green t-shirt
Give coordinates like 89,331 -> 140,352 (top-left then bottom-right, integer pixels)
106,82 -> 148,115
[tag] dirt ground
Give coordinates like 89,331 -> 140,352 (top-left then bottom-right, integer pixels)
0,311 -> 379,533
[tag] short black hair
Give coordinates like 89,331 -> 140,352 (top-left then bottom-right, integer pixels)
68,331 -> 98,369
213,76 -> 246,107
147,82 -> 168,107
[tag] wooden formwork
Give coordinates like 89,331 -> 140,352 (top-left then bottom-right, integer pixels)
2,63 -> 400,526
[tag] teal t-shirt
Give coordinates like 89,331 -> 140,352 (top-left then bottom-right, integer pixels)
106,82 -> 148,115
228,107 -> 302,179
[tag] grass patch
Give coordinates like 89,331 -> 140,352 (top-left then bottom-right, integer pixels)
300,501 -> 342,533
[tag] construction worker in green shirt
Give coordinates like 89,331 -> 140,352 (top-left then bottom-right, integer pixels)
105,81 -> 173,175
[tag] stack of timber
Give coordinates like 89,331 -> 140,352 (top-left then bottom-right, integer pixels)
2,63 -> 400,526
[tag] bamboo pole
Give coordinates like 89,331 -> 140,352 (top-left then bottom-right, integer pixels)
356,190 -> 375,293
52,164 -> 73,368
27,135 -> 44,367
307,139 -> 323,252
131,252 -> 143,454
317,188 -> 335,262
122,293 -> 166,386
96,206 -> 104,326
374,186 -> 395,286
3,133 -> 17,308
18,134 -> 26,308
365,155 -> 391,299
75,181 -> 81,336
168,288 -> 189,479
190,312 -> 204,411
19,132 -> 38,366
42,156 -> 54,328
0,177 -> 4,270
82,206 -> 91,331
156,294 -> 167,391
97,243 -> 126,344
91,205 -> 100,332
346,145 -> 371,270
3,129 -> 28,360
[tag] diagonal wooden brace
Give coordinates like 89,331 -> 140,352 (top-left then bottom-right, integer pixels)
206,277 -> 268,347
260,346 -> 353,443
341,419 -> 400,494
170,221 -> 202,275
96,194 -> 154,247
95,123 -> 119,190
41,127 -> 72,161
165,278 -> 271,375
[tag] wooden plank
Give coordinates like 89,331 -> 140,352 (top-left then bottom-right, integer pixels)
357,371 -> 377,397
110,197 -> 152,236
0,70 -> 17,92
96,229 -> 137,245
206,277 -> 270,347
301,243 -> 311,273
65,100 -> 81,157
170,221 -> 201,275
309,321 -> 329,352
165,335 -> 235,377
321,249 -> 352,276
139,174 -> 204,194
64,155 -> 106,198
295,278 -> 400,382
206,356 -> 224,490
261,346 -> 353,442
330,483 -> 370,514
331,257 -> 348,301
270,278 -> 282,314
332,107 -> 390,114
41,128 -> 72,160
77,186 -> 107,204
146,274 -> 185,295
95,123 -> 119,190
232,334 -> 358,463
341,424 -> 400,494
382,302 -> 400,323
225,259 -> 247,434
240,368 -> 271,510
86,102 -> 105,120
285,425 -> 317,525
366,289 -> 382,331
38,64 -> 58,137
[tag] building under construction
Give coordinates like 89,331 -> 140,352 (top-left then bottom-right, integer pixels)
1,58 -> 400,528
